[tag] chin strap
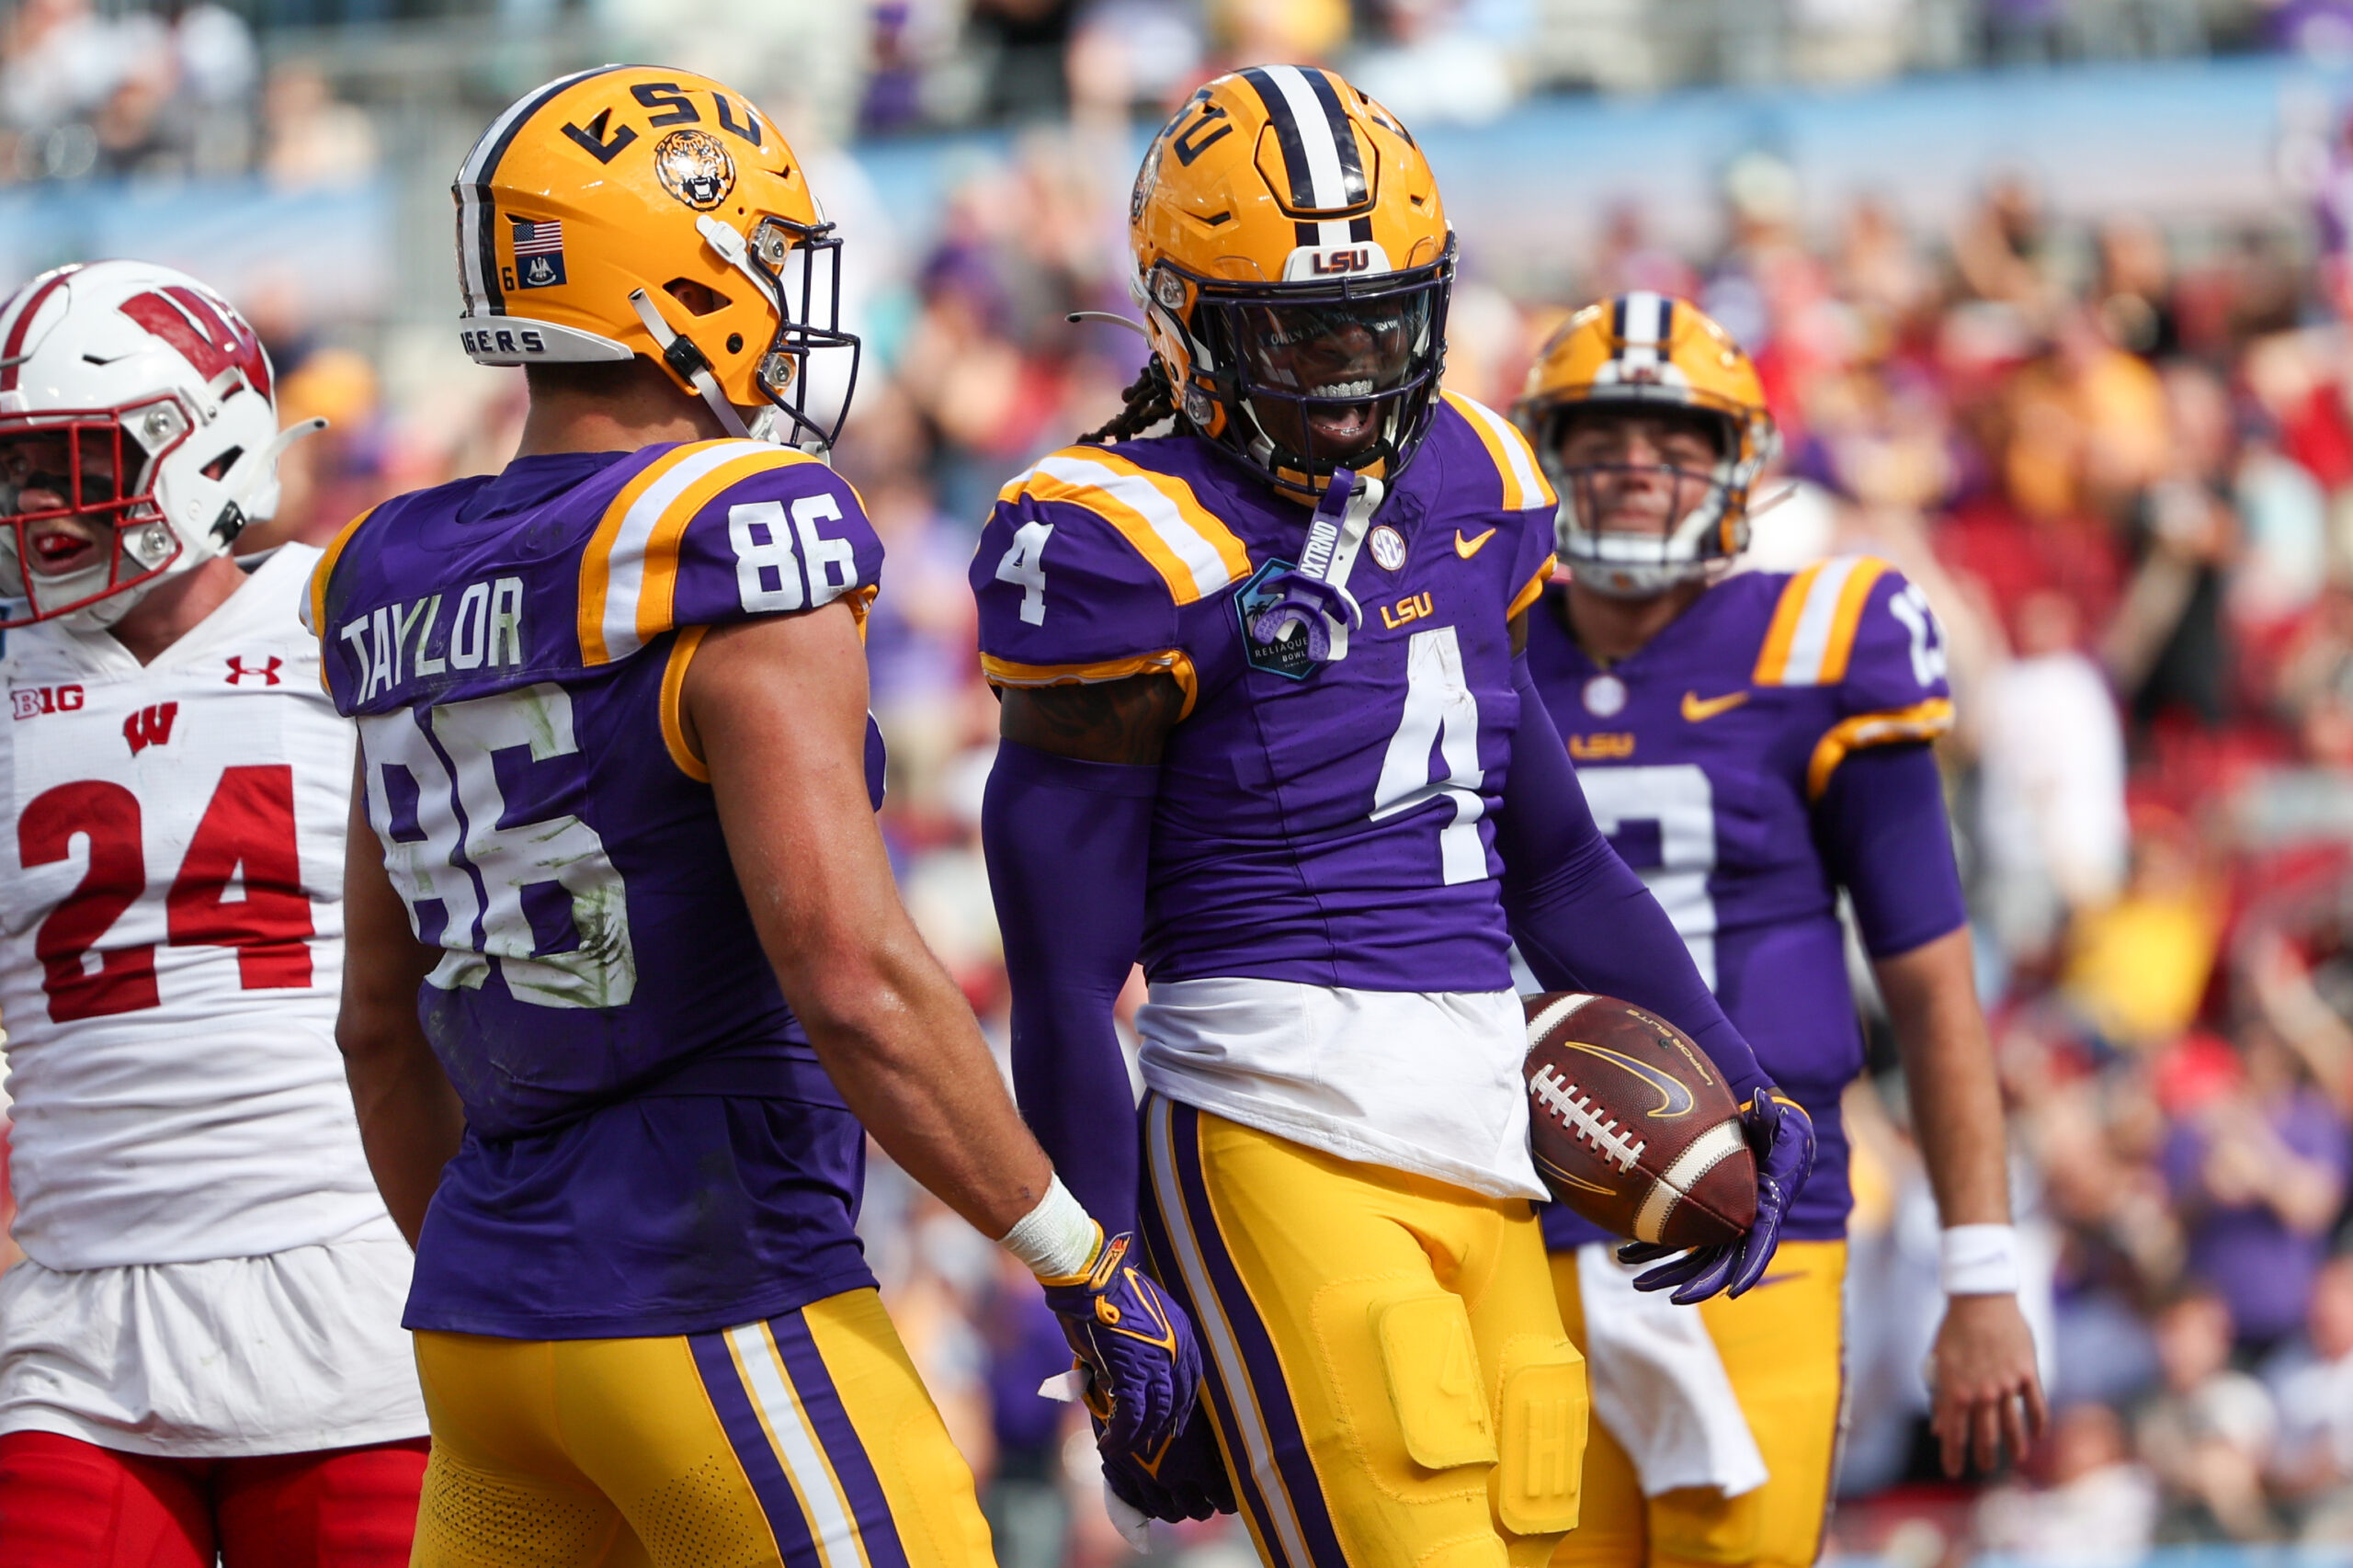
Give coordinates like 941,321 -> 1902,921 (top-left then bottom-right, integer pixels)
628,288 -> 756,443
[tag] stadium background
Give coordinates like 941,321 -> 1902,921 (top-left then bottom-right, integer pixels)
4,0 -> 2353,1562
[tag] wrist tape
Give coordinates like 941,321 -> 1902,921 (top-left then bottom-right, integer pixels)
999,1175 -> 1101,1281
1939,1223 -> 2020,1296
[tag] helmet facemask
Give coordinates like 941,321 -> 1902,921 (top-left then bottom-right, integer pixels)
741,214 -> 860,450
633,212 -> 863,452
0,401 -> 190,629
1536,398 -> 1773,599
1151,244 -> 1453,505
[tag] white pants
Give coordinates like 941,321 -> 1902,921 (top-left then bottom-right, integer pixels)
0,1225 -> 427,1457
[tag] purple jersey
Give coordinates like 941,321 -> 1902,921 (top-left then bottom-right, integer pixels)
972,393 -> 1559,994
1524,557 -> 1956,1244
311,440 -> 886,1337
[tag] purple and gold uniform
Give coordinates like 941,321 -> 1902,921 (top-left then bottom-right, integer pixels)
1523,555 -> 1959,1568
981,392 -> 1558,997
313,439 -> 992,1568
977,394 -> 1596,1568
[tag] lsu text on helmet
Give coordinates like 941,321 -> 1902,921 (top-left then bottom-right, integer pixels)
1515,291 -> 1778,597
453,65 -> 858,451
1128,64 -> 1452,504
0,260 -> 318,631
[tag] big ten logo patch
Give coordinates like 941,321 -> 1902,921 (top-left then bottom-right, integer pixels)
12,684 -> 84,720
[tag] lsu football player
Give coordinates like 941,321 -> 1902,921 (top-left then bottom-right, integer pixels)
1514,295 -> 2047,1568
316,66 -> 1199,1566
973,67 -> 1814,1568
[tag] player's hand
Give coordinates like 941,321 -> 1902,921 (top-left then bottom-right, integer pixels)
1040,1230 -> 1202,1458
1928,1291 -> 2047,1476
1098,1399 -> 1236,1523
1619,1088 -> 1815,1304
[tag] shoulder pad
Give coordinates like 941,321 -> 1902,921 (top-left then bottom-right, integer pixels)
1439,391 -> 1559,516
993,446 -> 1250,606
974,445 -> 1243,710
1756,557 -> 1957,796
577,440 -> 877,666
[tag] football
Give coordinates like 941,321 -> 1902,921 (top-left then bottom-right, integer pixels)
1523,992 -> 1756,1249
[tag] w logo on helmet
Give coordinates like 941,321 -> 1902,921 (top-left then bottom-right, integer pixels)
117,287 -> 272,400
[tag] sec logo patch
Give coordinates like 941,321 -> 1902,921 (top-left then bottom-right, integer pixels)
1369,524 -> 1406,572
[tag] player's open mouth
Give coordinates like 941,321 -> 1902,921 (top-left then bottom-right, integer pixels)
28,528 -> 97,575
1306,399 -> 1377,446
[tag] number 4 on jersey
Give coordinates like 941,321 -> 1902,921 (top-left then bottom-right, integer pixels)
995,520 -> 1052,625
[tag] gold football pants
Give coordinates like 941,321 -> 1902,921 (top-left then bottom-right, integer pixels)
1547,1240 -> 1847,1568
408,1287 -> 995,1568
1140,1095 -> 1590,1568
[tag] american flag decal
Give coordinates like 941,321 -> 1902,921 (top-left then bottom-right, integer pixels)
508,216 -> 567,289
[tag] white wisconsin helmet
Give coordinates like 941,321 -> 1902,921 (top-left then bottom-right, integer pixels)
0,261 -> 318,631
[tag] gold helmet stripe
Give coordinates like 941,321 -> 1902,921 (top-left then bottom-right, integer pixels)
456,63 -> 626,319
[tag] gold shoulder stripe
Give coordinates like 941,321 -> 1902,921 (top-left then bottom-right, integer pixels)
1754,556 -> 1888,687
1003,448 -> 1250,605
308,505 -> 379,692
980,650 -> 1199,722
308,505 -> 377,642
1806,698 -> 1956,800
1443,390 -> 1559,513
1507,554 -> 1558,621
658,625 -> 711,782
580,440 -> 818,665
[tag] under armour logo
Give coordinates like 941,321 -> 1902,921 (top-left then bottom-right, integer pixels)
224,655 -> 283,687
123,702 -> 178,756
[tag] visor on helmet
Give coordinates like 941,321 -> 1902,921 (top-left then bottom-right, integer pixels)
1163,242 -> 1452,500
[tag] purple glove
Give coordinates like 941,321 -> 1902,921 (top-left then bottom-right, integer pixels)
1618,1089 -> 1816,1304
1098,1400 -> 1236,1523
1040,1231 -> 1203,1459
1248,467 -> 1362,662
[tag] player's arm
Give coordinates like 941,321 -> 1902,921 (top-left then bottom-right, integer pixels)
688,600 -> 1054,1235
1822,742 -> 2048,1475
334,764 -> 464,1248
1497,616 -> 1767,1098
689,605 -> 1201,1466
1497,612 -> 1812,1302
986,676 -> 1184,1236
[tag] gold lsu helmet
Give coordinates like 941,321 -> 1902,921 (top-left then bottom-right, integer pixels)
1127,64 -> 1452,502
453,64 -> 858,449
1514,291 -> 1778,597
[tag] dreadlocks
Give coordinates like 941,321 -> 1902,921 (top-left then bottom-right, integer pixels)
1080,357 -> 1178,445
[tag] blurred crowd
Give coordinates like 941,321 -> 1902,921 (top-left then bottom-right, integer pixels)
6,5 -> 2353,1567
0,0 -> 377,187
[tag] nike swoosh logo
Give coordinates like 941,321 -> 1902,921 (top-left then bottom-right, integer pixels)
1455,528 -> 1497,559
1680,689 -> 1749,722
1558,1041 -> 1697,1119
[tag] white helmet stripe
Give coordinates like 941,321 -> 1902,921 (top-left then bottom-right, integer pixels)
1618,290 -> 1666,369
1261,65 -> 1352,211
455,63 -> 622,318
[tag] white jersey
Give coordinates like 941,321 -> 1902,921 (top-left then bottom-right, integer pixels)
0,546 -> 389,1271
